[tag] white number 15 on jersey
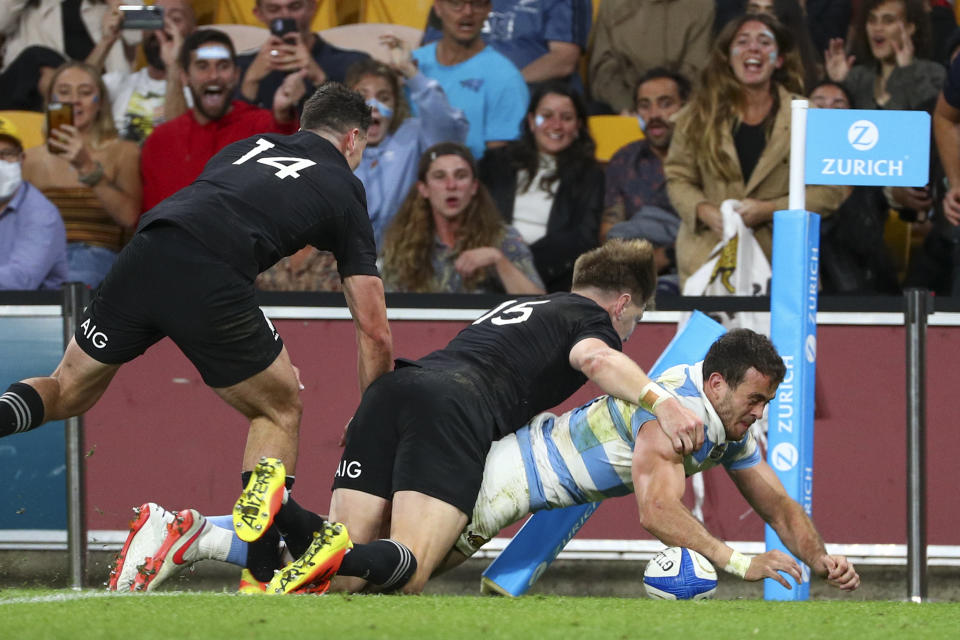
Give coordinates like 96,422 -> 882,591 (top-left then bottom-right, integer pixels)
473,300 -> 550,326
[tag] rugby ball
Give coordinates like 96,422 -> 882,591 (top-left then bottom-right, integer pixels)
642,547 -> 718,600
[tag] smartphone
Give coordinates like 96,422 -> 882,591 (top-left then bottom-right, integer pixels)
119,5 -> 164,30
46,102 -> 73,154
270,17 -> 298,40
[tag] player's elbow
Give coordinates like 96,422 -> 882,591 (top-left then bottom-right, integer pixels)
364,323 -> 393,353
577,347 -> 616,380
636,497 -> 668,534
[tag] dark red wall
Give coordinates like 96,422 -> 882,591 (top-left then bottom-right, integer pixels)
83,320 -> 959,545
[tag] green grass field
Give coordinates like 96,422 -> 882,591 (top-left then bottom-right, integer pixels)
2,590 -> 959,640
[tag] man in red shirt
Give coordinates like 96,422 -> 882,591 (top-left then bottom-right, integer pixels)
141,29 -> 304,211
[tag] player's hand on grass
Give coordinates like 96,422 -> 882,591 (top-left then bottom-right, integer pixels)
654,396 -> 703,455
745,550 -> 802,588
816,554 -> 861,591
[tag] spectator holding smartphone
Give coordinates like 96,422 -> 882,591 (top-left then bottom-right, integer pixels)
0,0 -> 142,75
237,0 -> 369,112
22,61 -> 142,288
86,0 -> 197,143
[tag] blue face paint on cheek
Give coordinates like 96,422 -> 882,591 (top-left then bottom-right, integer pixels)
534,114 -> 545,128
769,50 -> 778,65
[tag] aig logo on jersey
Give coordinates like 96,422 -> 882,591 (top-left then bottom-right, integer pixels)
335,460 -> 362,479
79,318 -> 109,348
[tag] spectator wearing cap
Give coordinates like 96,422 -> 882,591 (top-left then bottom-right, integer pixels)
140,29 -> 303,211
0,116 -> 68,290
423,0 -> 592,91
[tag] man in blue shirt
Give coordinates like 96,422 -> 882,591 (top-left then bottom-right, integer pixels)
413,0 -> 529,160
423,0 -> 590,89
0,117 -> 67,290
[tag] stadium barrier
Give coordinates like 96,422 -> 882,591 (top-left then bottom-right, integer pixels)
1,291 -> 958,590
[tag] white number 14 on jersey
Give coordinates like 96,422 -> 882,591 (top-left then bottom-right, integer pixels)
233,138 -> 316,179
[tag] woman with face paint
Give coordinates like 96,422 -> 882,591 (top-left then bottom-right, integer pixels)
22,61 -> 142,289
346,36 -> 469,251
478,82 -> 603,292
380,142 -> 544,295
665,12 -> 846,287
825,0 -> 943,111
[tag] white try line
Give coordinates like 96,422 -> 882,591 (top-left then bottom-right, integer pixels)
0,590 -> 235,606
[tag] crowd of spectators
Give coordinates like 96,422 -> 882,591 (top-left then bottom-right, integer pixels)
1,0 -> 959,298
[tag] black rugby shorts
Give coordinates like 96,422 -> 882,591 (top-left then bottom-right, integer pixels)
332,366 -> 492,516
74,222 -> 284,387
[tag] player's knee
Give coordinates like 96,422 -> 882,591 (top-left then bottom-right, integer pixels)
274,392 -> 302,430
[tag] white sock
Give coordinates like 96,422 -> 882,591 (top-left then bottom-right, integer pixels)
198,522 -> 234,562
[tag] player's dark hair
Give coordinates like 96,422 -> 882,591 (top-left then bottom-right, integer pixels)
344,59 -> 410,135
571,239 -> 657,308
702,329 -> 786,388
633,67 -> 692,110
300,82 -> 373,136
179,28 -> 237,71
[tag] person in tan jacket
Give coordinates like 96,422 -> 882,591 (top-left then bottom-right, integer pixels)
588,0 -> 714,114
665,12 -> 845,286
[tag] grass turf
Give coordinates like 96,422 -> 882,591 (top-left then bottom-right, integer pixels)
1,591 -> 959,640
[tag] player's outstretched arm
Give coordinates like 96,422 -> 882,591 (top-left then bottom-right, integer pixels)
728,461 -> 860,591
632,423 -> 802,589
569,338 -> 703,454
342,274 -> 393,393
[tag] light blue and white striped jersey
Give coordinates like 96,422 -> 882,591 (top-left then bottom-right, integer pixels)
515,362 -> 762,511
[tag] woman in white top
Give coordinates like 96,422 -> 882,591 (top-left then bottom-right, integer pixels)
479,81 -> 604,292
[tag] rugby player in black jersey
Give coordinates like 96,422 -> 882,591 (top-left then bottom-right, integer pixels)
0,83 -> 393,587
263,239 -> 706,596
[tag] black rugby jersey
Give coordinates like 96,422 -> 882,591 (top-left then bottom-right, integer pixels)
407,292 -> 622,439
137,130 -> 378,281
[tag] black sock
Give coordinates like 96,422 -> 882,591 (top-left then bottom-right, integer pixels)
274,496 -> 326,558
246,526 -> 282,583
0,382 -> 45,438
338,539 -> 417,592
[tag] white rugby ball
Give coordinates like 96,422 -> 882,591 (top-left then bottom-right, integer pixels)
642,547 -> 718,600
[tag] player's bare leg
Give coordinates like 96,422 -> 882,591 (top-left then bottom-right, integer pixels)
2,338 -> 120,438
434,548 -> 471,577
214,346 -> 317,580
328,488 -> 392,592
213,346 -> 302,474
388,490 -> 468,594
